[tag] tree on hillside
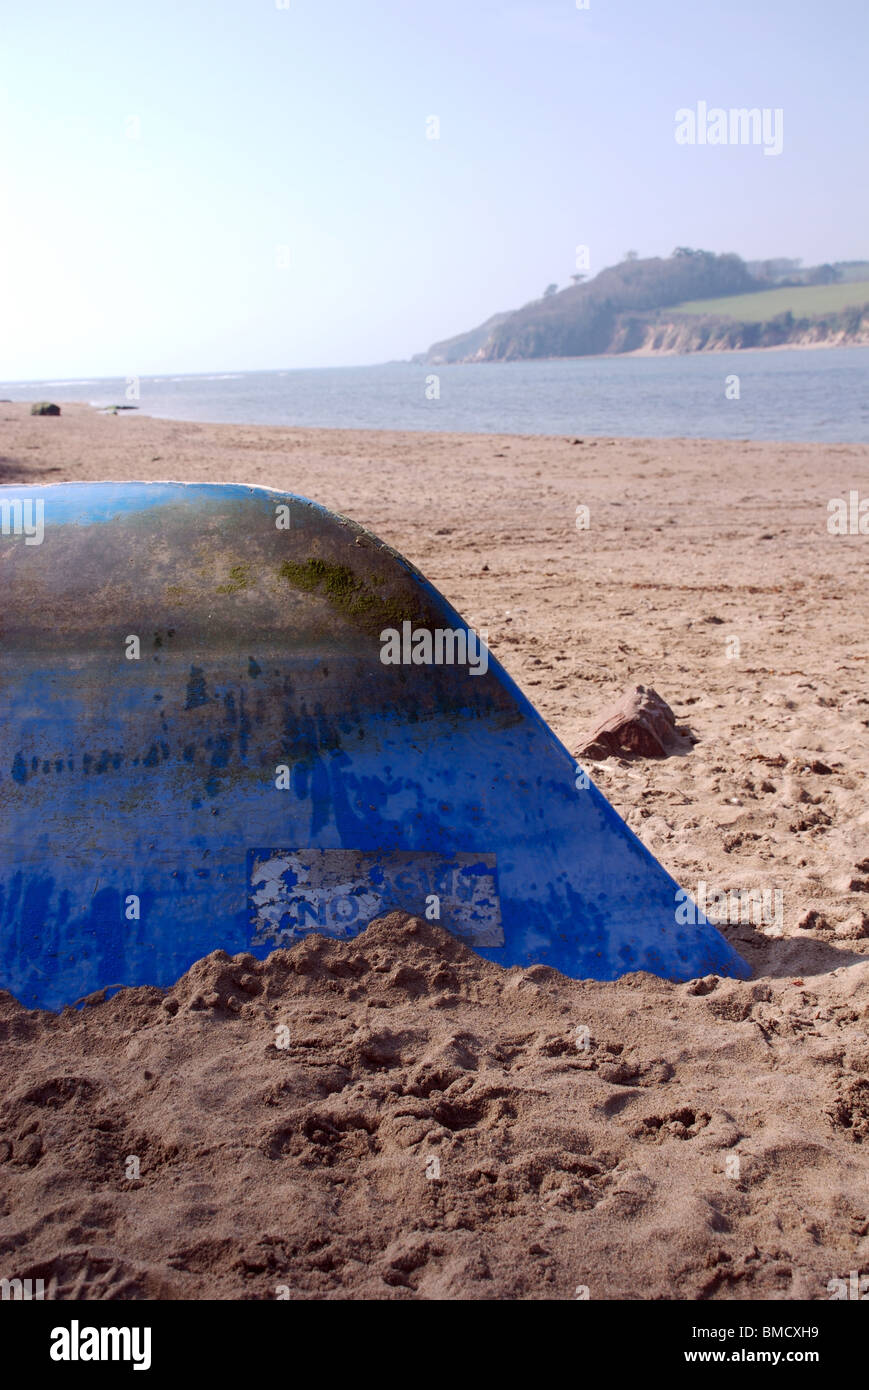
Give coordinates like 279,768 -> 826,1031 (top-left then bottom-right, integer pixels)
808,263 -> 840,285
623,250 -> 639,261
543,283 -> 558,297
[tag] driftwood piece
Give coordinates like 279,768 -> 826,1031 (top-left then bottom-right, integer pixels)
579,684 -> 693,760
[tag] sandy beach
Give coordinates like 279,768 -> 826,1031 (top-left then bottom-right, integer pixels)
1,402 -> 868,1299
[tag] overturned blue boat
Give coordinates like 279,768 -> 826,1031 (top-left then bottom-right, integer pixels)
0,482 -> 750,1009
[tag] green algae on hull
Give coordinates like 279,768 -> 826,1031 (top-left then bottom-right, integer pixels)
278,556 -> 425,635
217,563 -> 252,595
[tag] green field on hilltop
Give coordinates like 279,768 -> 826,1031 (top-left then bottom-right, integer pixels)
674,280 -> 869,321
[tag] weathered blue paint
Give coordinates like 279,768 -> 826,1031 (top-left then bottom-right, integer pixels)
0,482 -> 750,1009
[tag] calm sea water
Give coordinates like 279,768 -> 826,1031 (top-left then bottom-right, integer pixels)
3,348 -> 868,441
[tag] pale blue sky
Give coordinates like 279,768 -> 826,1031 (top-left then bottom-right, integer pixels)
2,0 -> 866,378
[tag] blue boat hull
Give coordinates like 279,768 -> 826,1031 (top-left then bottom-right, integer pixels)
0,482 -> 750,1008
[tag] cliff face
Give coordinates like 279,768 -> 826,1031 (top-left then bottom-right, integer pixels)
421,303 -> 869,362
625,306 -> 869,355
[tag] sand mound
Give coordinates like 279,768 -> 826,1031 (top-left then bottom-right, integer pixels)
1,912 -> 867,1300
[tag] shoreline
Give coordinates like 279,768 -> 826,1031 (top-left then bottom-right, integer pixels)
3,342 -> 867,446
623,335 -> 869,357
3,399 -> 865,450
424,337 -> 869,365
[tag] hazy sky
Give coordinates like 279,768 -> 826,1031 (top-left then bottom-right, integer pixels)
2,0 -> 866,378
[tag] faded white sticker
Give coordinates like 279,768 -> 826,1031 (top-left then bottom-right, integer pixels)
248,848 -> 503,947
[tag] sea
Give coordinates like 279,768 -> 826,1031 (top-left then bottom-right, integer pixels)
2,347 -> 868,442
